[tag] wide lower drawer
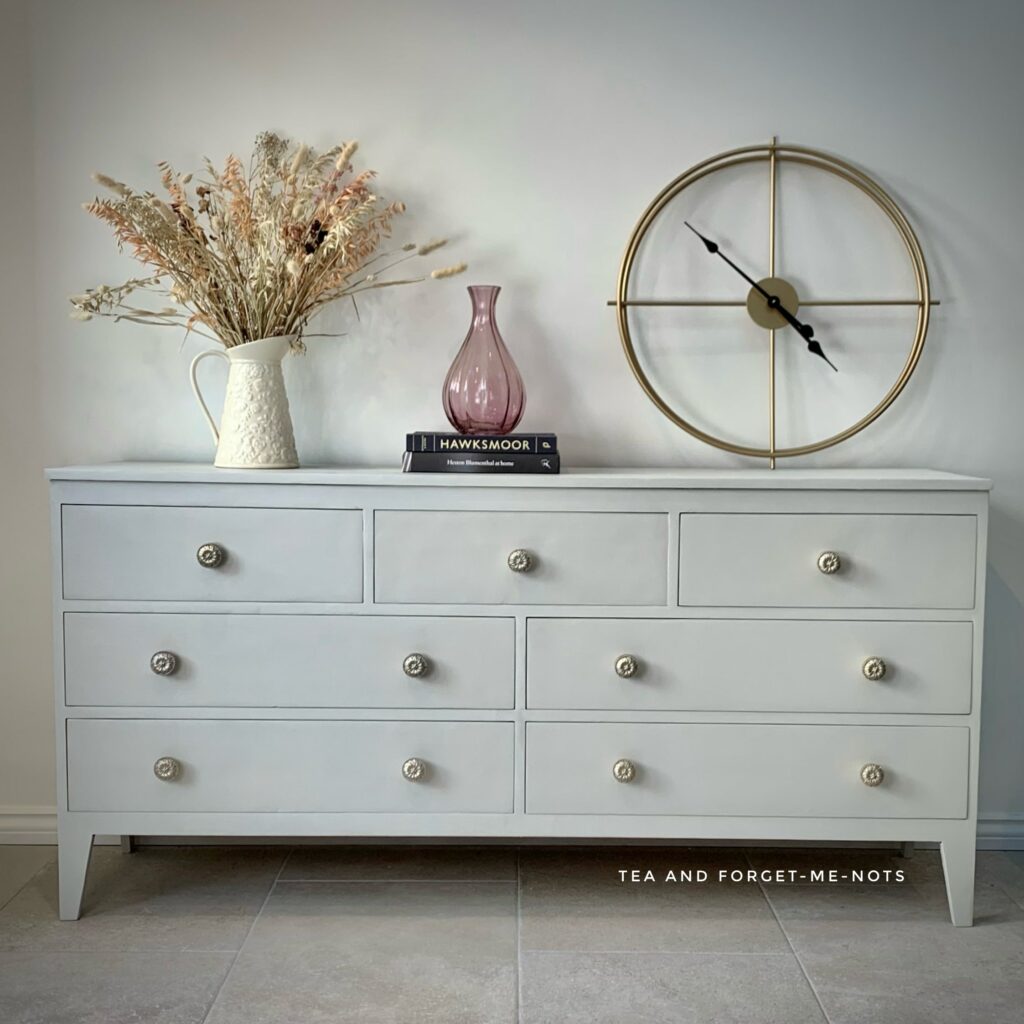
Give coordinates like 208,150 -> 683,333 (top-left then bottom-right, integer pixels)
374,510 -> 667,605
64,613 -> 515,709
67,719 -> 514,813
525,723 -> 968,818
679,514 -> 977,609
61,505 -> 363,602
526,618 -> 973,713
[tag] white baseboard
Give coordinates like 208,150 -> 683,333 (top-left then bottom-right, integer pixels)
0,807 -> 119,846
4,806 -> 1024,850
0,806 -> 56,844
977,816 -> 1024,850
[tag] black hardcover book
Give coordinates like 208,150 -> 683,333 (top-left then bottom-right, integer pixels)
402,451 -> 560,474
406,431 -> 557,454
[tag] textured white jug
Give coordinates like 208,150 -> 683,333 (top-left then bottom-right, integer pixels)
189,336 -> 299,469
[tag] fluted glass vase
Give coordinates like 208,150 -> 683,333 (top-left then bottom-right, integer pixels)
442,285 -> 525,435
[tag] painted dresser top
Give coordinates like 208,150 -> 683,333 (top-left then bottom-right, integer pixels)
46,463 -> 993,491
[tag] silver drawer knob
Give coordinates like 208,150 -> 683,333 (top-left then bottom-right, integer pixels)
817,550 -> 842,575
149,651 -> 179,676
507,548 -> 534,573
196,542 -> 226,568
862,656 -> 887,681
860,763 -> 885,787
153,756 -> 182,781
615,655 -> 640,679
612,758 -> 637,783
402,757 -> 426,781
403,653 -> 431,678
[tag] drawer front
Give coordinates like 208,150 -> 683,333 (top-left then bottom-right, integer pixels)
679,514 -> 977,609
62,505 -> 363,602
68,719 -> 513,813
526,723 -> 968,818
65,613 -> 514,709
527,618 -> 973,714
375,511 -> 667,606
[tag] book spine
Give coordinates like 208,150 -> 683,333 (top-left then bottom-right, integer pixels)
402,452 -> 560,474
405,433 -> 557,454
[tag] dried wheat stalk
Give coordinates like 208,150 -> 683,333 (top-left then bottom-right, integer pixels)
71,132 -> 466,350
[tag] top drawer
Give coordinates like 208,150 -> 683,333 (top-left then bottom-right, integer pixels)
62,505 -> 363,602
679,513 -> 977,609
375,510 -> 667,605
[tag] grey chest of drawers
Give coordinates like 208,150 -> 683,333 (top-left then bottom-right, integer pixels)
47,464 -> 990,924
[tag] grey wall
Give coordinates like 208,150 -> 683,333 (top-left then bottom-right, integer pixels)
2,0 -> 1023,839
1,0 -> 51,826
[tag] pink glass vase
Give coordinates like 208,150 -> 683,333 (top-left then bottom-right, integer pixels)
442,285 -> 525,435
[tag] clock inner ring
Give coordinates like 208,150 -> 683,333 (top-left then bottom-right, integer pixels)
746,276 -> 800,330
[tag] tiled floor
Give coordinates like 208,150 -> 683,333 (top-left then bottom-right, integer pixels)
2,844 -> 1024,1023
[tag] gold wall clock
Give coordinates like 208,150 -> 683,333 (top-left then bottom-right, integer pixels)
610,139 -> 937,467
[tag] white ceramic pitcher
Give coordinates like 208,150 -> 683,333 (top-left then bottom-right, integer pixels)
189,335 -> 299,469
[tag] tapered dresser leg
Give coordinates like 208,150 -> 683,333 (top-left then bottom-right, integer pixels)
940,828 -> 976,927
58,823 -> 94,921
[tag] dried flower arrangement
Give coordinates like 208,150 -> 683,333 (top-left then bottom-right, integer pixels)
71,131 -> 466,350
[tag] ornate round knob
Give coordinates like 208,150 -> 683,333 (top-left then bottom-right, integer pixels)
153,756 -> 182,781
507,548 -> 534,573
612,758 -> 637,783
402,757 -> 426,781
196,543 -> 226,569
817,550 -> 842,575
149,651 -> 179,676
402,653 -> 431,678
615,655 -> 640,679
862,656 -> 887,681
860,763 -> 885,787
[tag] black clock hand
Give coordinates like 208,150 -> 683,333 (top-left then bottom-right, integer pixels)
684,222 -> 838,372
765,296 -> 839,372
684,221 -> 763,292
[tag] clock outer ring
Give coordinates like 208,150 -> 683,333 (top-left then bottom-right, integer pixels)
615,143 -> 931,459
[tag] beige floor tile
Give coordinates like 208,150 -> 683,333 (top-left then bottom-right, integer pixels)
765,875 -> 1018,925
6,843 -> 1024,1022
0,846 -> 286,953
206,948 -> 516,1024
520,951 -> 826,1024
766,879 -> 1024,1023
519,847 -> 786,954
0,847 -> 55,910
977,850 -> 1024,907
0,949 -> 232,1024
207,878 -> 518,1024
280,844 -> 517,881
241,879 -> 517,959
796,964 -> 1024,1024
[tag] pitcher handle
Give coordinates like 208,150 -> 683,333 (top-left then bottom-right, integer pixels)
189,348 -> 230,444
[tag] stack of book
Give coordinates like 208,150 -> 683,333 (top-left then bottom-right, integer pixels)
403,432 -> 559,474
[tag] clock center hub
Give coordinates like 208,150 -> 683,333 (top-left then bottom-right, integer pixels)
746,276 -> 800,330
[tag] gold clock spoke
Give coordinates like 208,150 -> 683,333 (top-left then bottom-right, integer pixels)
801,298 -> 941,307
768,327 -> 776,468
606,298 -> 939,307
769,138 -> 778,277
606,299 -> 745,307
768,137 -> 778,468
